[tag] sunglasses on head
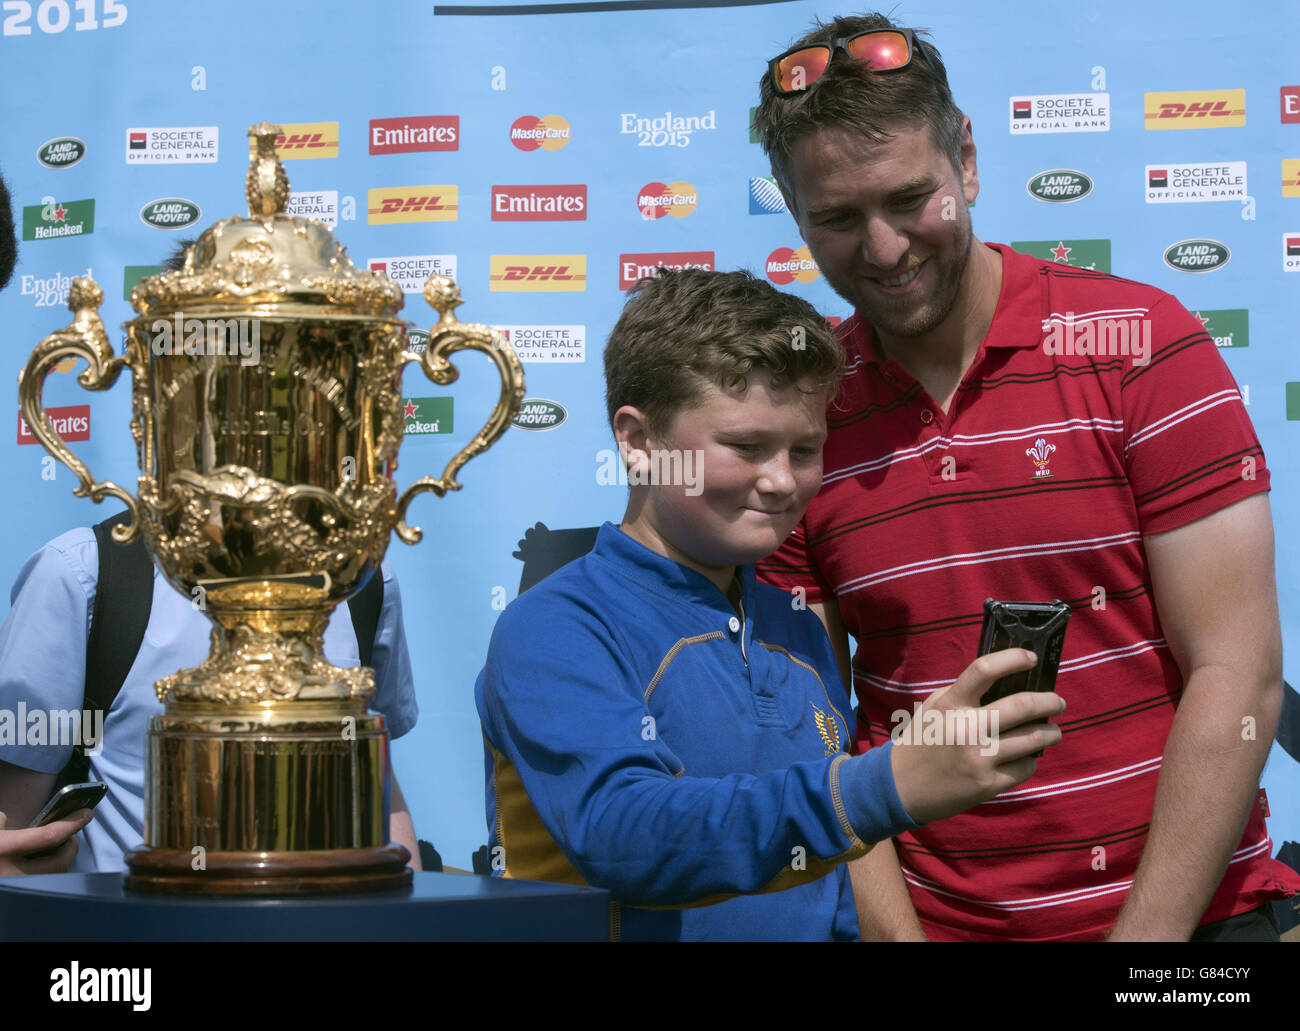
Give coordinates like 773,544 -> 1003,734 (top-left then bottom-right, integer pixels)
768,28 -> 938,96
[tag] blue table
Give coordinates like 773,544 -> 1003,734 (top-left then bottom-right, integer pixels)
0,871 -> 610,941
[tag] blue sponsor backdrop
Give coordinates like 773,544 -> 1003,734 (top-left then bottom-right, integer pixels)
1,0 -> 1297,868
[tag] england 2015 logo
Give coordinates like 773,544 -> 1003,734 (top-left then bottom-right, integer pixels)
620,109 -> 716,148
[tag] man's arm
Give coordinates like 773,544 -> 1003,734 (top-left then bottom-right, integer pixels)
389,772 -> 421,872
811,599 -> 927,942
1109,493 -> 1281,940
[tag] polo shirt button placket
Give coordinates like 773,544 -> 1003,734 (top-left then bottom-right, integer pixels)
920,409 -> 934,425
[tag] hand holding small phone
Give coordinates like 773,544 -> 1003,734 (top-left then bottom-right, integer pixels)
890,648 -> 1066,824
0,804 -> 93,876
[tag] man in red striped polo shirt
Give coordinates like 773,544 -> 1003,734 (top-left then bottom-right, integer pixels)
752,12 -> 1298,940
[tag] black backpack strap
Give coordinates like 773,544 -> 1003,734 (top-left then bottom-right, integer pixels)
65,511 -> 154,787
347,564 -> 384,669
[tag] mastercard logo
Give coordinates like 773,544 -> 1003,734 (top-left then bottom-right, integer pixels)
510,115 -> 571,152
636,180 -> 698,220
766,245 -> 820,285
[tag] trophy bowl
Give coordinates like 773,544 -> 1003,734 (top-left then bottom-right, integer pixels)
17,123 -> 525,893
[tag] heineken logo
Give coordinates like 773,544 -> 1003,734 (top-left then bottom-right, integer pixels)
1192,309 -> 1249,348
402,396 -> 453,435
21,198 -> 95,241
1011,239 -> 1111,273
36,137 -> 85,169
1027,169 -> 1092,203
1163,239 -> 1230,273
140,198 -> 202,231
512,398 -> 567,431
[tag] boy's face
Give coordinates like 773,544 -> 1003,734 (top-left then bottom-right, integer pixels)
622,371 -> 828,588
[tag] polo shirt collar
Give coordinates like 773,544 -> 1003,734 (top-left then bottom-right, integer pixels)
592,522 -> 757,615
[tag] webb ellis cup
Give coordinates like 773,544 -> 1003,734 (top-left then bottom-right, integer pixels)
17,124 -> 526,893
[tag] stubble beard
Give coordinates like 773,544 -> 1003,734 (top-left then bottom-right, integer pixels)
830,224 -> 975,341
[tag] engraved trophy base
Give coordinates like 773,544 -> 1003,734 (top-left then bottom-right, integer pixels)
124,701 -> 410,895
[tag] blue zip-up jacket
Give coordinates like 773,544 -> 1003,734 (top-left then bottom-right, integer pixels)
475,523 -> 918,940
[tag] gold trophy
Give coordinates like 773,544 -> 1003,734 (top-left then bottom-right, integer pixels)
17,123 -> 525,893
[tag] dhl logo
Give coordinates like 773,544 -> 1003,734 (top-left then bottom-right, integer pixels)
248,122 -> 339,159
1144,90 -> 1245,129
367,186 -> 459,224
489,254 -> 587,292
1283,159 -> 1300,198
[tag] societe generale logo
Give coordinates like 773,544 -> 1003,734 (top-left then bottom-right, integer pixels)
1144,89 -> 1246,129
369,115 -> 459,155
618,251 -> 714,290
510,115 -> 571,151
490,255 -> 587,292
636,181 -> 698,220
491,184 -> 587,221
247,122 -> 339,159
17,404 -> 90,445
367,186 -> 458,224
766,245 -> 820,285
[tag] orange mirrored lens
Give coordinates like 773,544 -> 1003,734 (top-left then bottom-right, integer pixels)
777,46 -> 830,92
845,31 -> 910,70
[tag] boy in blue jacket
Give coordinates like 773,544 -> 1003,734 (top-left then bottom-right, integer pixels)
475,269 -> 1063,940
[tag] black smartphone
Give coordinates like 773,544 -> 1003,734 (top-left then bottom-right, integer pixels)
28,781 -> 106,828
977,599 -> 1070,707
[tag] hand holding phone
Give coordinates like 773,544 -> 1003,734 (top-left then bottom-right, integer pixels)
889,647 -> 1065,824
0,805 -> 92,876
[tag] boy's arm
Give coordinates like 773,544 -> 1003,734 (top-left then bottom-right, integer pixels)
479,599 -> 1059,908
811,599 -> 927,942
477,604 -> 916,906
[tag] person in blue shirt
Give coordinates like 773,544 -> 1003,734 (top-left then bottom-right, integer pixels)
476,268 -> 1065,940
0,167 -> 92,875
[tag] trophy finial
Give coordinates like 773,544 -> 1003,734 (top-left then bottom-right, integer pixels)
246,122 -> 289,219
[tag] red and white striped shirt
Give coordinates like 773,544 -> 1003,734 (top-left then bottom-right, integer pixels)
759,243 -> 1297,940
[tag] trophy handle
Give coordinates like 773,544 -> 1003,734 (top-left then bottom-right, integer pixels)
16,276 -> 143,543
394,275 -> 525,545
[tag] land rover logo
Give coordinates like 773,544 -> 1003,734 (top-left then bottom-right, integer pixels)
512,398 -> 567,431
408,328 -> 429,355
140,198 -> 202,231
1027,169 -> 1093,203
1163,238 -> 1230,273
37,137 -> 86,169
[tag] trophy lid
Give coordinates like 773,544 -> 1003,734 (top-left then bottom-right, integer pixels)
128,122 -> 403,320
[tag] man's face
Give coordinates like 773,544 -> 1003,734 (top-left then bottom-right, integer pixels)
629,372 -> 828,581
785,122 -> 978,341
